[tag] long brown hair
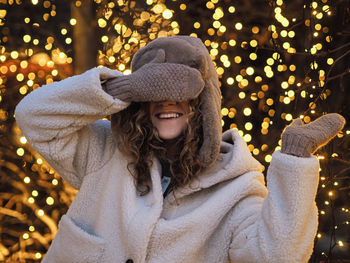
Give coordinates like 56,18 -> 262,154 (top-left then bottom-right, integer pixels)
111,99 -> 204,195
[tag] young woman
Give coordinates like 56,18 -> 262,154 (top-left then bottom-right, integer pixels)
15,36 -> 345,263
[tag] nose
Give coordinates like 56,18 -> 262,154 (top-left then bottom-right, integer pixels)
158,101 -> 177,107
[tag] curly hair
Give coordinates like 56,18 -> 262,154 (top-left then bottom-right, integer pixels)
111,99 -> 204,196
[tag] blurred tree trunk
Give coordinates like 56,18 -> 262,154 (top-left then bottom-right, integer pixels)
71,0 -> 97,74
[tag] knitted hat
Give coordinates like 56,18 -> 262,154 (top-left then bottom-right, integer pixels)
131,36 -> 222,167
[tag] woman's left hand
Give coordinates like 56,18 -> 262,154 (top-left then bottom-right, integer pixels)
281,113 -> 346,157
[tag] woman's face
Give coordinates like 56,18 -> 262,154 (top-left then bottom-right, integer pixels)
149,101 -> 190,140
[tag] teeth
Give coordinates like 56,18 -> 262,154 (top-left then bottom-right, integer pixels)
158,113 -> 180,119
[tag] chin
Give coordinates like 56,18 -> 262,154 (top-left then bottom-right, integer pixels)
158,131 -> 183,140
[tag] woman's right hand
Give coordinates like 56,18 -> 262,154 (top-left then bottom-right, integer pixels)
102,63 -> 205,102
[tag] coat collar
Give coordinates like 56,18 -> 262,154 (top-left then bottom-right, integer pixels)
165,129 -> 263,201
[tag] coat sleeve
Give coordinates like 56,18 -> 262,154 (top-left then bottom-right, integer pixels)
15,67 -> 130,189
228,150 -> 320,263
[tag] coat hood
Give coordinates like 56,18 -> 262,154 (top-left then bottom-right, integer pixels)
166,129 -> 264,200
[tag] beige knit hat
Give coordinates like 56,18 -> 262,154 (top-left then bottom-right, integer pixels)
131,36 -> 222,167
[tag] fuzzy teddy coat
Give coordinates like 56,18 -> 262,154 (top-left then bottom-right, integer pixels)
15,67 -> 320,263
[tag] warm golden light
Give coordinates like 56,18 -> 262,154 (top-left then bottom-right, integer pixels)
162,9 -> 173,19
243,107 -> 252,116
235,23 -> 243,30
70,18 -> 77,26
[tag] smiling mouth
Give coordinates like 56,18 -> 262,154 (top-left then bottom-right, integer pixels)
156,113 -> 183,119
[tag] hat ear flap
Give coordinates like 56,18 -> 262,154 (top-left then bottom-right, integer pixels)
132,48 -> 165,72
199,78 -> 222,167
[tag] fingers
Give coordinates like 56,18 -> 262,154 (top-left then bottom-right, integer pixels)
281,113 -> 346,157
104,63 -> 206,103
136,62 -> 205,101
306,113 -> 346,133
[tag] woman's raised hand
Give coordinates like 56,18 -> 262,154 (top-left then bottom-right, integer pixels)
102,63 -> 204,102
281,113 -> 346,157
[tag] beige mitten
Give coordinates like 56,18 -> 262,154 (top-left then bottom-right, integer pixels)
281,113 -> 346,157
102,63 -> 204,102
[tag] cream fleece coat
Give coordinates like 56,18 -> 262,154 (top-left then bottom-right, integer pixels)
15,67 -> 320,263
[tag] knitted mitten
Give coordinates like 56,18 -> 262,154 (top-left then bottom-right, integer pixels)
102,63 -> 204,102
281,113 -> 346,157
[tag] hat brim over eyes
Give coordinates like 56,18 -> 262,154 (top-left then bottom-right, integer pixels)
129,36 -> 222,167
